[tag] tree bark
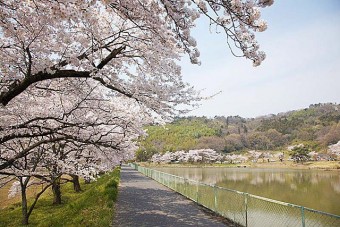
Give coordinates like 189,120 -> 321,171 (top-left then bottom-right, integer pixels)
70,174 -> 81,192
52,178 -> 62,204
0,46 -> 126,106
21,185 -> 29,225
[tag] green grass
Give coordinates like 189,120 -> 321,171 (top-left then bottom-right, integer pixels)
0,168 -> 120,227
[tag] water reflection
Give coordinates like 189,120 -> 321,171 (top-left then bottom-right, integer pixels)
155,167 -> 340,215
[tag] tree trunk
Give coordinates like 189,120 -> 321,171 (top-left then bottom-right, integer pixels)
52,178 -> 62,204
21,186 -> 29,225
70,174 -> 81,192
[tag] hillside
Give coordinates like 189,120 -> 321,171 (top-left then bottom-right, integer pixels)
135,103 -> 340,161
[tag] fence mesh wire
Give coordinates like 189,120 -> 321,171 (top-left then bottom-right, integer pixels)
131,164 -> 340,227
247,195 -> 302,227
216,187 -> 247,226
304,207 -> 340,227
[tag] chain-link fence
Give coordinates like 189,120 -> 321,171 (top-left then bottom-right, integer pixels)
130,163 -> 340,227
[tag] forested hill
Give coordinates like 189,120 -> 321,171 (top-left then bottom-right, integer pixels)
135,103 -> 340,161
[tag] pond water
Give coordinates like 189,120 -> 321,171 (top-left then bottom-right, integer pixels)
155,167 -> 340,215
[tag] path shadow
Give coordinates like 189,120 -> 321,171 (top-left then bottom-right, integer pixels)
114,166 -> 238,227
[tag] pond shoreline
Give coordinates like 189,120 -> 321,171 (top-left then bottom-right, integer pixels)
143,164 -> 340,216
138,160 -> 340,171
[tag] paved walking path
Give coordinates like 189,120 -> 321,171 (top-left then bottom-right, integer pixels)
113,165 -> 230,227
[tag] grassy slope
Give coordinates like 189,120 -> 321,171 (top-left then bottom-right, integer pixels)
0,168 -> 120,227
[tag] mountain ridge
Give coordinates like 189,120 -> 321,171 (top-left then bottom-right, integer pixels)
135,103 -> 340,161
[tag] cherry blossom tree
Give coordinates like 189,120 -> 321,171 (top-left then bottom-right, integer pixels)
0,80 -> 151,224
0,1 -> 273,223
151,149 -> 224,163
2,145 -> 53,225
0,0 -> 274,170
328,141 -> 340,159
0,0 -> 273,109
0,80 -> 148,169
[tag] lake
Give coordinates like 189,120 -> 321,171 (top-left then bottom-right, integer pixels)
154,167 -> 340,215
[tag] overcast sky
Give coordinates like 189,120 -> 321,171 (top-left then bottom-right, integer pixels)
180,0 -> 340,118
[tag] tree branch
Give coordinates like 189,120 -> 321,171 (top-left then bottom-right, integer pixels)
0,46 -> 126,106
96,45 -> 126,69
0,137 -> 67,170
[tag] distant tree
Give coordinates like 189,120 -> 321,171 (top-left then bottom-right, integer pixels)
317,123 -> 340,146
247,132 -> 271,150
294,127 -> 317,141
290,146 -> 310,163
135,149 -> 158,162
243,125 -> 248,134
265,129 -> 286,148
138,120 -> 218,154
224,134 -> 245,152
195,136 -> 226,152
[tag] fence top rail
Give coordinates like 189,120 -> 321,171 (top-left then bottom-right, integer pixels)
304,206 -> 340,218
131,163 -> 340,219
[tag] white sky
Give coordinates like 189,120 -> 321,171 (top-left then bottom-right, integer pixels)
180,0 -> 340,118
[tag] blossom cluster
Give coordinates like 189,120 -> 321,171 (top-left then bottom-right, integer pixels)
328,141 -> 340,157
149,144 -> 340,165
192,0 -> 273,66
151,149 -> 221,163
151,149 -> 249,164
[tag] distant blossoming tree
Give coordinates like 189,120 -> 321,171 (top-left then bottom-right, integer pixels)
151,149 -> 225,163
328,141 -> 340,158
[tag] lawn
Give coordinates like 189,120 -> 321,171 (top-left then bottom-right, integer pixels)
0,168 -> 120,227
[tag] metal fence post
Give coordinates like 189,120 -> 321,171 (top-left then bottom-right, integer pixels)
196,182 -> 199,203
301,207 -> 305,227
175,176 -> 177,191
245,193 -> 248,227
214,185 -> 217,212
